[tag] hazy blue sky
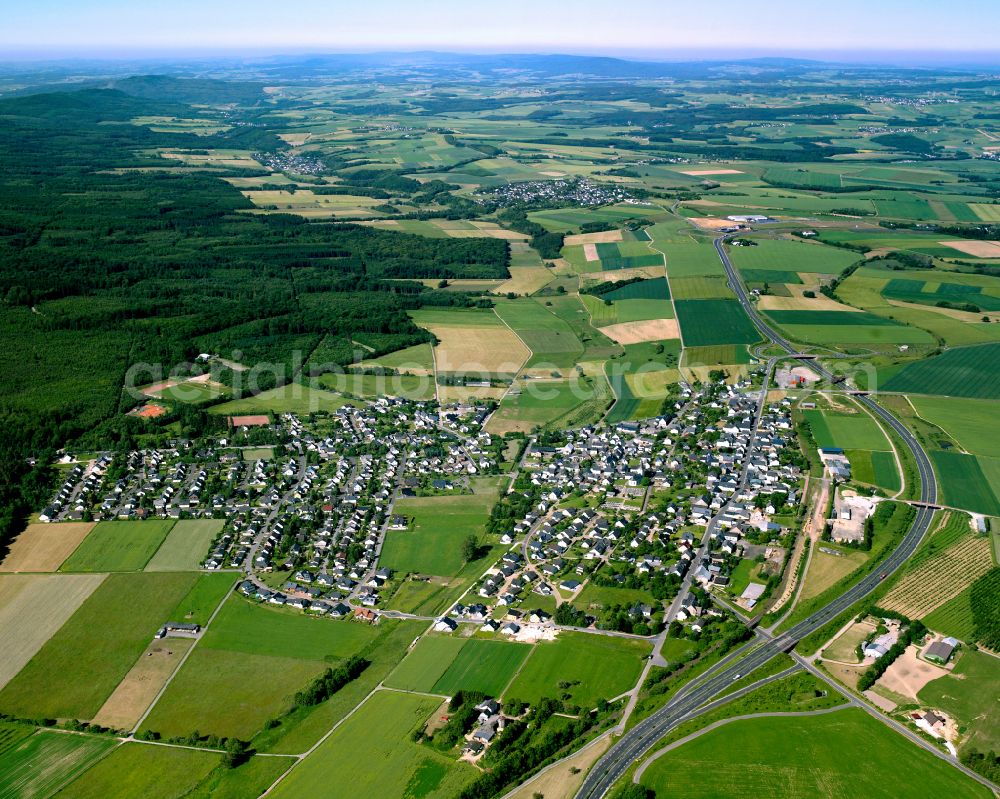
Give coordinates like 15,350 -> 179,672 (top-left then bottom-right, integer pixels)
3,0 -> 998,59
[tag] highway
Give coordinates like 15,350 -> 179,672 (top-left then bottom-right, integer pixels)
574,233 -> 939,799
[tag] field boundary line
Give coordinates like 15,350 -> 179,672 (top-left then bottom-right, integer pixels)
261,685 -> 383,796
129,575 -> 238,735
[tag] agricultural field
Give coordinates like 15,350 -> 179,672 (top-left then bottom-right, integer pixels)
909,396 -> 1000,457
931,451 -> 1000,516
729,238 -> 860,276
505,632 -> 650,709
0,523 -> 95,573
381,485 -> 500,578
487,377 -> 601,433
492,299 -> 585,368
317,370 -> 436,402
56,741 -> 222,799
0,572 -> 200,719
802,408 -> 891,451
386,636 -> 532,696
207,384 -> 353,416
268,691 -> 475,799
0,729 -> 118,799
674,299 -> 760,346
638,707 -> 991,799
845,449 -> 901,492
144,519 -> 224,572
410,307 -> 530,375
0,573 -> 106,690
765,309 -> 934,346
60,520 -> 176,573
881,343 -> 1000,399
880,514 -> 994,619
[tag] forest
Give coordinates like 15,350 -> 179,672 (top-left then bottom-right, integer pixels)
0,87 -> 510,551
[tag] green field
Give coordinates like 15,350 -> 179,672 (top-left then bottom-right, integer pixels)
431,639 -> 531,696
923,585 -> 977,639
61,520 -> 175,572
489,378 -> 600,430
168,572 -> 237,627
57,741 -> 221,799
803,409 -> 891,451
931,450 -> 1000,515
919,650 -> 1000,753
600,277 -> 670,301
0,572 -> 199,719
144,520 -> 223,572
359,342 -> 436,372
316,371 -> 436,401
505,632 -> 650,709
381,486 -> 499,577
139,647 -> 326,739
208,384 -> 353,415
882,343 -> 1000,398
910,396 -> 1000,456
729,238 -> 860,275
675,299 -> 760,346
384,635 -> 467,693
0,730 -> 117,799
493,299 -> 584,367
268,691 -> 474,799
845,449 -> 901,492
638,707 -> 991,799
201,595 -> 380,661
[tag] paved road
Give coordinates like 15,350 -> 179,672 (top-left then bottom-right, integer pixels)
574,233 -> 939,799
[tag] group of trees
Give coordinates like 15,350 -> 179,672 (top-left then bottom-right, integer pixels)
293,655 -> 369,708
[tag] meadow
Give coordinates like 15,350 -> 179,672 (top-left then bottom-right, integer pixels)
56,742 -> 221,799
729,238 -> 859,275
0,730 -> 118,799
881,343 -> 1000,398
505,632 -> 650,709
386,635 -> 531,696
909,396 -> 1000,456
268,690 -> 475,799
60,520 -> 176,572
382,487 -> 499,577
802,409 -> 891,451
144,519 -> 223,572
207,384 -> 353,416
638,707 -> 991,799
0,573 -> 106,690
0,572 -> 199,719
493,299 -> 585,368
919,651 -> 1000,752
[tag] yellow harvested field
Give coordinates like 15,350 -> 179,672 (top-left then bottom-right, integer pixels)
689,216 -> 739,230
591,266 -> 664,282
506,734 -> 612,799
876,646 -> 949,702
563,230 -> 624,246
493,267 -> 553,296
92,638 -> 194,730
278,133 -> 311,146
880,533 -> 993,619
0,523 -> 95,573
625,369 -> 680,398
539,170 -> 568,177
939,240 -> 1000,258
759,289 -> 862,313
583,243 -> 600,261
600,319 -> 680,344
801,548 -> 868,601
678,168 -> 744,176
0,573 -> 106,689
447,222 -> 529,240
421,324 -> 530,374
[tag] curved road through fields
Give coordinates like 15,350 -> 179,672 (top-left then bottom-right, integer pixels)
575,233 -> 939,799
